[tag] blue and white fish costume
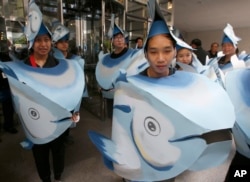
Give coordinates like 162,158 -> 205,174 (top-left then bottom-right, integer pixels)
0,1 -> 85,146
88,0 -> 235,181
219,24 -> 250,159
51,23 -> 87,98
225,68 -> 250,158
95,15 -> 148,99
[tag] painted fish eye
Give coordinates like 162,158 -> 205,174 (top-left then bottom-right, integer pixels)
144,116 -> 161,136
28,108 -> 40,120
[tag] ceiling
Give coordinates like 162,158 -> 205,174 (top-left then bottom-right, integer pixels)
173,0 -> 250,32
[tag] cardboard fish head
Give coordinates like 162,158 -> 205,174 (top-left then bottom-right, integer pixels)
52,24 -> 70,42
146,0 -> 171,43
24,0 -> 51,49
222,23 -> 241,48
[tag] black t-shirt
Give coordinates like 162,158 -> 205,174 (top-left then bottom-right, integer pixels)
24,54 -> 59,68
218,55 -> 231,66
140,67 -> 176,77
110,48 -> 128,59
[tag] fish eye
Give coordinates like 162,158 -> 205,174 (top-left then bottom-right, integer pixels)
144,116 -> 161,136
28,108 -> 40,120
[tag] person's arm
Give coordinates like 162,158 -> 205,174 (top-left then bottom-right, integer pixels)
71,112 -> 80,123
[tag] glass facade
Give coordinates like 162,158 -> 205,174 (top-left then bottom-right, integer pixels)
0,0 -> 173,61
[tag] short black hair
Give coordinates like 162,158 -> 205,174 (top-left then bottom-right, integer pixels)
135,37 -> 143,43
191,38 -> 202,47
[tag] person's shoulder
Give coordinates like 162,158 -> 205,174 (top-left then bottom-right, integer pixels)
200,47 -> 209,55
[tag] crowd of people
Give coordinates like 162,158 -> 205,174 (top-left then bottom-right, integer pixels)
1,0 -> 250,182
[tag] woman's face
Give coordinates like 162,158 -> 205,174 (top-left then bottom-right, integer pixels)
33,34 -> 52,56
176,48 -> 192,65
55,40 -> 69,53
222,42 -> 236,56
145,34 -> 176,77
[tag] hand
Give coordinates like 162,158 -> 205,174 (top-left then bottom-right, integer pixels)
71,112 -> 80,123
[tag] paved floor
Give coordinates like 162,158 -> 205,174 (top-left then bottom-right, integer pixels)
0,100 -> 122,182
0,99 -> 235,182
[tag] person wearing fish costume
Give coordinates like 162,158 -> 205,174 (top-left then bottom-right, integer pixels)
174,36 -> 225,87
171,27 -> 238,182
200,24 -> 243,89
52,23 -> 87,144
88,0 -> 235,181
175,36 -> 205,73
217,24 -> 245,74
52,23 -> 84,65
0,1 -> 84,182
217,24 -> 250,181
95,14 -> 148,119
52,22 -> 88,98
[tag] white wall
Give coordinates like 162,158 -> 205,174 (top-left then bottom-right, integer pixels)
183,27 -> 250,53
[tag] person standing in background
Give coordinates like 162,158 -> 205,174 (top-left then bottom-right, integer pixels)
175,39 -> 203,73
135,37 -> 143,49
208,42 -> 219,58
52,23 -> 85,145
218,25 -> 241,68
190,38 -> 209,65
219,23 -> 250,182
96,23 -> 132,119
0,52 -> 17,134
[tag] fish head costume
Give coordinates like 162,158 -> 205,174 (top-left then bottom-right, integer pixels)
225,68 -> 250,158
88,0 -> 235,181
51,23 -> 85,69
24,0 -> 52,49
0,1 -> 85,145
52,23 -> 70,43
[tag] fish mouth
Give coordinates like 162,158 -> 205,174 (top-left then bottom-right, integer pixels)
170,129 -> 232,144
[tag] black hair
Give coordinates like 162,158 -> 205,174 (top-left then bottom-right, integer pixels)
144,34 -> 176,53
28,33 -> 52,55
191,38 -> 202,47
135,37 -> 143,43
211,42 -> 219,47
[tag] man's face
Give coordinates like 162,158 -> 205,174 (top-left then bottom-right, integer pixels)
112,33 -> 125,49
211,43 -> 219,52
137,39 -> 143,48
